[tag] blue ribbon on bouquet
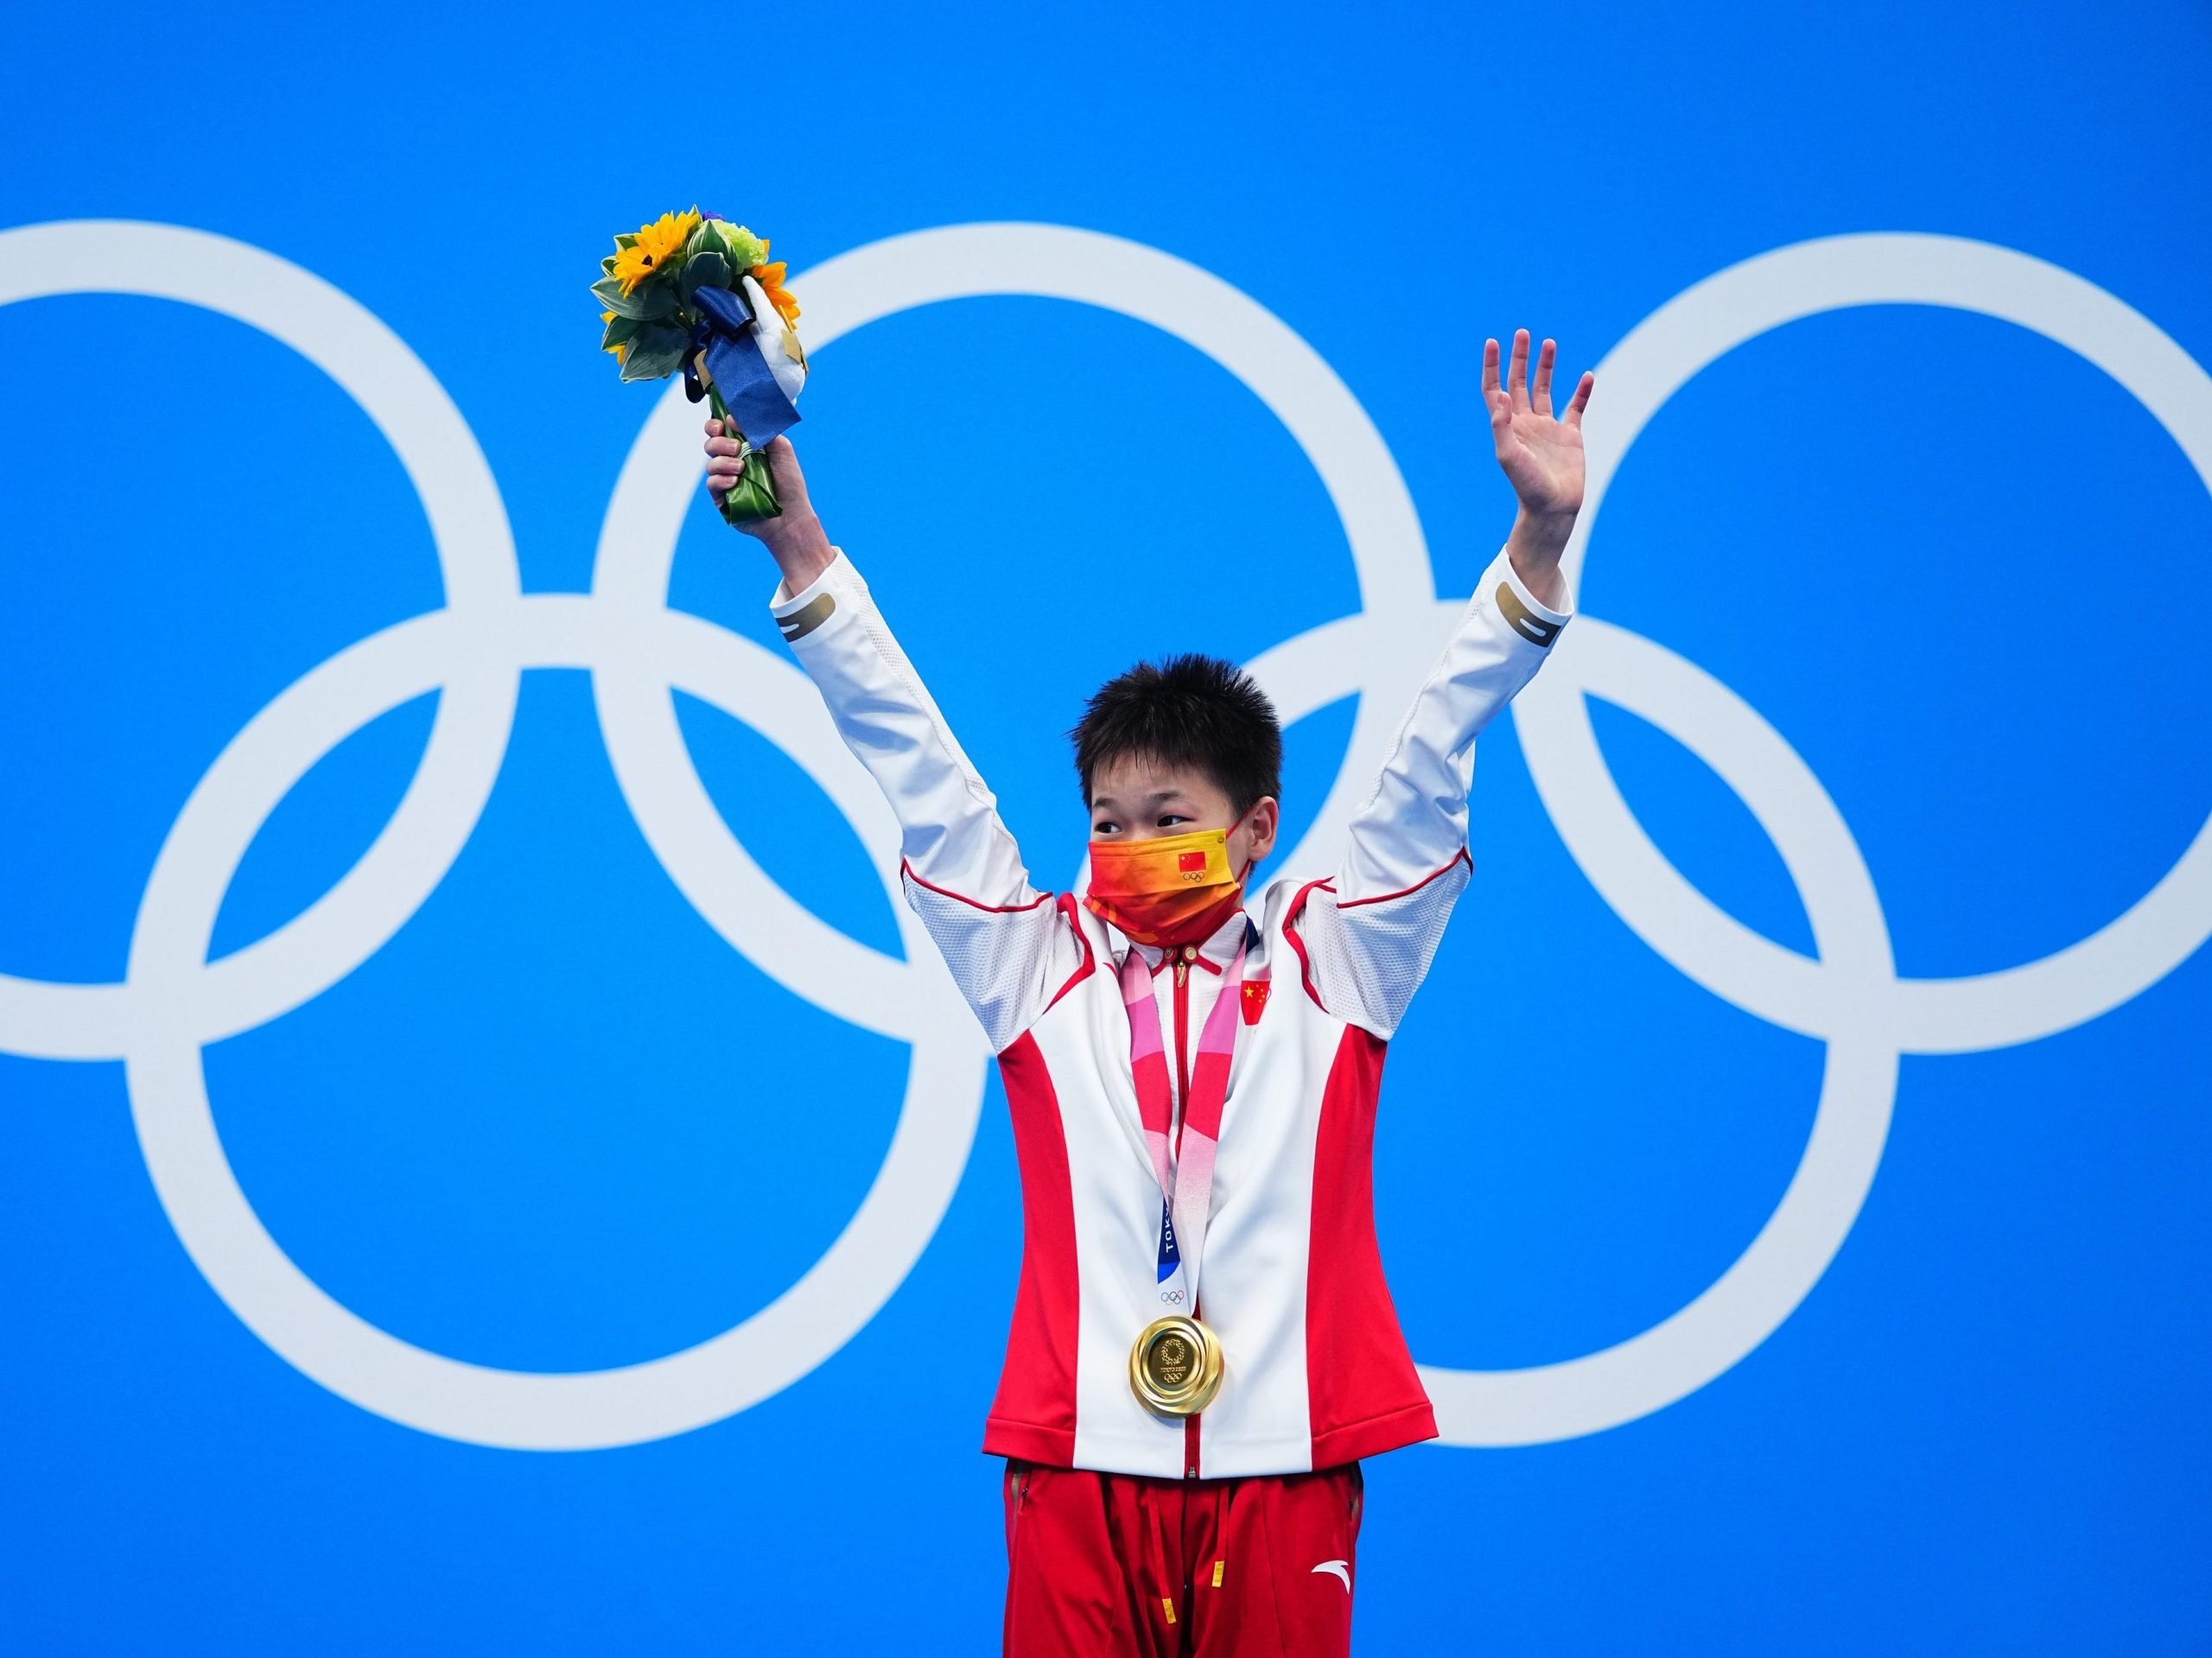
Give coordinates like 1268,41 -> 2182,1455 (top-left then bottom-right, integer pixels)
683,283 -> 802,447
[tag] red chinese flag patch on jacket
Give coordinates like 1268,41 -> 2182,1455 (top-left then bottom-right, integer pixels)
1241,980 -> 1270,1024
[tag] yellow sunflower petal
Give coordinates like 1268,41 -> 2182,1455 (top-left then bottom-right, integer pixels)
612,245 -> 655,295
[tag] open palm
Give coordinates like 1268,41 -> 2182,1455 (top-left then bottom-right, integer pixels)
1484,329 -> 1594,522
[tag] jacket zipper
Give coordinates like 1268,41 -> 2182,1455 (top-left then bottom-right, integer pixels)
1172,945 -> 1193,1153
1172,943 -> 1202,1480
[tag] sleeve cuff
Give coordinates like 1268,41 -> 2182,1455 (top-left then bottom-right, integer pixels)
769,549 -> 860,645
1479,548 -> 1573,651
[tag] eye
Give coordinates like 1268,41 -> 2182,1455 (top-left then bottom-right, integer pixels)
1093,819 -> 1121,836
1156,812 -> 1191,829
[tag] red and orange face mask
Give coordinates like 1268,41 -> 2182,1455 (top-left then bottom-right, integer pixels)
1084,823 -> 1249,949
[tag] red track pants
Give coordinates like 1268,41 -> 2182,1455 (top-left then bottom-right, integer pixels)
1001,1460 -> 1363,1657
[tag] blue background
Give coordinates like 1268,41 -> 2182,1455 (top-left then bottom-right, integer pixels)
5,2 -> 2210,1650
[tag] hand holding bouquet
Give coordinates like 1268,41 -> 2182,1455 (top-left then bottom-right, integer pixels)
594,209 -> 807,523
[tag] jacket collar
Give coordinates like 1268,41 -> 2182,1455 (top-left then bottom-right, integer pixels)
1118,908 -> 1248,978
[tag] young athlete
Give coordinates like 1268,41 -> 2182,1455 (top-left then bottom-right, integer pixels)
706,329 -> 1593,1656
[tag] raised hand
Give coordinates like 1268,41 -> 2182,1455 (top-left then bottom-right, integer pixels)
1483,329 -> 1594,607
705,422 -> 836,594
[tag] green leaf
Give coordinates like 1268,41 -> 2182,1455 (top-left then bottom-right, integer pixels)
600,312 -> 642,350
632,278 -> 681,321
592,274 -> 651,318
601,254 -> 618,276
614,232 -> 638,250
618,321 -> 690,382
677,249 -> 731,305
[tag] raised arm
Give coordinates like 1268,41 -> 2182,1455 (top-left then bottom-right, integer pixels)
709,428 -> 1080,1050
1294,332 -> 1592,1037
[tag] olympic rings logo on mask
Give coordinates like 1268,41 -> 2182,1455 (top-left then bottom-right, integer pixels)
3,220 -> 2209,1452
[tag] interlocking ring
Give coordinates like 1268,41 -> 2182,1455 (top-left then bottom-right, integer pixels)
2,221 -> 2204,1452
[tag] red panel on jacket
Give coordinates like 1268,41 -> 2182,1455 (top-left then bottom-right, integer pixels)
1305,1026 -> 1439,1467
985,1032 -> 1082,1466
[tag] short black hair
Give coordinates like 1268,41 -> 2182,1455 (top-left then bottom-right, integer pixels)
1071,653 -> 1282,813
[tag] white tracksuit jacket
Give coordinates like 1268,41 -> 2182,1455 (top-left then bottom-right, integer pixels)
772,547 -> 1571,1478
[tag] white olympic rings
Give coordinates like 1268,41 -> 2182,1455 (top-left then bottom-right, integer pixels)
1,220 -> 2206,1452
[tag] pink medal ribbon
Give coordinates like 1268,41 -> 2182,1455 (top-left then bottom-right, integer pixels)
1115,925 -> 1251,1317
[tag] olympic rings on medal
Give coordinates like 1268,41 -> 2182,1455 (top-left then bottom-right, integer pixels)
1,221 -> 2205,1451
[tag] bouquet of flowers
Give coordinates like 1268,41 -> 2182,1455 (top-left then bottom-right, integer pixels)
594,208 -> 807,523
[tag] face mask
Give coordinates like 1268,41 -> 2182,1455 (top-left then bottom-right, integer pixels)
1084,817 -> 1251,950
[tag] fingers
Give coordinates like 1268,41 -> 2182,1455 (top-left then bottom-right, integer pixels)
702,427 -> 794,461
701,420 -> 796,517
1563,370 -> 1596,429
1482,338 -> 1514,433
703,417 -> 746,467
1490,332 -> 1582,424
704,428 -> 749,502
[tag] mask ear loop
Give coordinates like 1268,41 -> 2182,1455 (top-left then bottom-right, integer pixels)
1226,803 -> 1260,887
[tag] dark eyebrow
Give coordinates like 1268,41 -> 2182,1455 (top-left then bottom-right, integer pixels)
1091,789 -> 1193,813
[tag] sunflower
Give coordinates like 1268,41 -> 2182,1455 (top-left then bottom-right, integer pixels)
749,260 -> 801,325
636,208 -> 700,263
610,245 -> 652,295
614,208 -> 702,295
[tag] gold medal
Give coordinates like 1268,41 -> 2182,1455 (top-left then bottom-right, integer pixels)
1128,1314 -> 1224,1417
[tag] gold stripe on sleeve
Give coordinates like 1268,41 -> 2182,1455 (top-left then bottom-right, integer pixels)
776,592 -> 837,642
1494,581 -> 1562,649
